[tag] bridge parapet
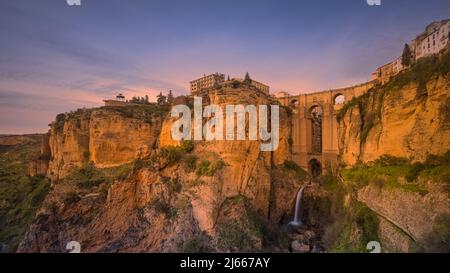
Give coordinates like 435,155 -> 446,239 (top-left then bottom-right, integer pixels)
276,80 -> 376,176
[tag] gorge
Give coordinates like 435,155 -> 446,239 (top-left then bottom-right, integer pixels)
0,49 -> 449,253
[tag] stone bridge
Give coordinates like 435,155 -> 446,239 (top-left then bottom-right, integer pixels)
276,81 -> 376,176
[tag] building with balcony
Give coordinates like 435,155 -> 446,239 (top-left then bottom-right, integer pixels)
190,73 -> 225,94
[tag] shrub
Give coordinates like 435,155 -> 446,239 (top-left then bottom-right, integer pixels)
180,140 -> 195,153
370,178 -> 385,190
186,178 -> 205,188
150,198 -> 177,219
217,220 -> 254,252
424,213 -> 450,252
46,201 -> 59,214
72,164 -> 107,189
195,160 -> 224,177
373,155 -> 409,167
405,162 -> 426,182
354,202 -> 379,244
98,183 -> 110,200
161,146 -> 182,164
178,235 -> 210,253
161,177 -> 182,194
183,155 -> 197,173
283,160 -> 308,179
231,80 -> 241,89
64,192 -> 81,205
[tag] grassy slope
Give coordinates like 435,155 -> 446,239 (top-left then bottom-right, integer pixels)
0,136 -> 50,252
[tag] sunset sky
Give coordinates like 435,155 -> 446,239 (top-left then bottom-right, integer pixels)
1,0 -> 450,134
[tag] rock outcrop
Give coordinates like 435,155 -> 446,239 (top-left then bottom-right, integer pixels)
18,85 -> 306,253
46,106 -> 165,180
338,52 -> 450,165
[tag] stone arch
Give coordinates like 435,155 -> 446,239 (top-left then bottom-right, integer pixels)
309,105 -> 323,154
333,93 -> 346,105
309,159 -> 322,177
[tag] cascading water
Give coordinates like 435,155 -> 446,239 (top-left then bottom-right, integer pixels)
289,187 -> 305,227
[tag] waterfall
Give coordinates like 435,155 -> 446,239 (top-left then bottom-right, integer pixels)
289,187 -> 305,227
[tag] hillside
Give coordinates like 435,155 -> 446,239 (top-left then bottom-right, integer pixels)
0,135 -> 50,252
7,53 -> 450,253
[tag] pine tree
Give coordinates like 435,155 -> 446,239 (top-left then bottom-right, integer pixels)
244,72 -> 251,84
227,75 -> 230,81
144,95 -> 149,104
402,44 -> 412,67
167,90 -> 174,105
156,92 -> 166,105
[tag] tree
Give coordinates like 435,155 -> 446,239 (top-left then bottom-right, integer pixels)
144,95 -> 149,104
227,75 -> 230,81
402,44 -> 412,67
157,92 -> 167,105
167,90 -> 174,105
244,72 -> 251,84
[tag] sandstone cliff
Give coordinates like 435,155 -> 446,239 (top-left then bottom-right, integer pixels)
45,106 -> 166,180
338,51 -> 450,165
18,84 -> 306,253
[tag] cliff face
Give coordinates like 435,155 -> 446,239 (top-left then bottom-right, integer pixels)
18,86 -> 305,253
46,106 -> 165,180
338,52 -> 450,165
336,51 -> 450,252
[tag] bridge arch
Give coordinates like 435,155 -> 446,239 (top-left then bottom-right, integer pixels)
309,159 -> 322,178
274,80 -> 375,175
333,93 -> 346,105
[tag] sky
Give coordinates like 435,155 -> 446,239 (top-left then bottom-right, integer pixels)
1,0 -> 450,134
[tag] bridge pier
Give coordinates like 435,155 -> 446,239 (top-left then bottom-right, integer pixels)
277,81 -> 375,175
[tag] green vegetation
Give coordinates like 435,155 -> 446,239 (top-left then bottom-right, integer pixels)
195,159 -> 225,177
231,80 -> 241,89
178,234 -> 211,253
216,195 -> 289,252
439,97 -> 450,129
337,49 -> 450,144
161,146 -> 183,164
424,213 -> 450,253
216,196 -> 264,252
282,160 -> 308,180
161,177 -> 182,195
330,203 -> 380,253
161,140 -> 196,165
66,163 -> 132,190
183,155 -> 197,173
185,178 -> 205,189
149,197 -> 177,219
307,173 -> 384,253
0,136 -> 50,252
401,43 -> 412,67
103,104 -> 170,123
342,152 -> 450,196
64,192 -> 81,205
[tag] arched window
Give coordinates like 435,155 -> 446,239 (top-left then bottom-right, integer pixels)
334,94 -> 345,105
309,159 -> 322,178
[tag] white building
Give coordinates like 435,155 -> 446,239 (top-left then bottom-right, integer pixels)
373,19 -> 450,84
414,20 -> 450,59
190,73 -> 225,94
